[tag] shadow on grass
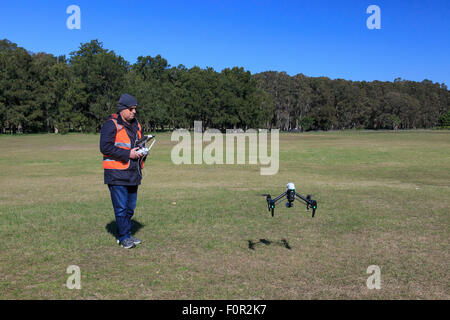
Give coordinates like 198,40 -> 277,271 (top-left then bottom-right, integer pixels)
105,220 -> 145,240
248,238 -> 291,250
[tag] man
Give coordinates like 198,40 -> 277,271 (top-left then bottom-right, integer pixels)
100,93 -> 145,249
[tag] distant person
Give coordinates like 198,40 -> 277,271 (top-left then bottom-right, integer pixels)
100,93 -> 145,249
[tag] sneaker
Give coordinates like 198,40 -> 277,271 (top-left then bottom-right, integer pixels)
119,238 -> 136,249
129,236 -> 142,245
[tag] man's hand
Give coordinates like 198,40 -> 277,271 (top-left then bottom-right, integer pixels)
129,147 -> 143,159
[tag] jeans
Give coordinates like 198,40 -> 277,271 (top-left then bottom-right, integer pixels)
108,185 -> 138,242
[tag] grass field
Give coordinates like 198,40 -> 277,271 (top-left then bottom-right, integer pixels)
0,130 -> 449,299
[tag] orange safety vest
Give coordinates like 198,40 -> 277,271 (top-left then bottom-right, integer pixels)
103,115 -> 143,170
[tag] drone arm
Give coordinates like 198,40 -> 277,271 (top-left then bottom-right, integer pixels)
295,192 -> 317,217
265,192 -> 286,217
295,192 -> 309,205
272,192 -> 287,204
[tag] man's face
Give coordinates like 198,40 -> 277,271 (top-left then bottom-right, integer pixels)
120,106 -> 136,123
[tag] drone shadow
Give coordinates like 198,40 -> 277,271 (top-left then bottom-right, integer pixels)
105,219 -> 145,240
248,238 -> 292,250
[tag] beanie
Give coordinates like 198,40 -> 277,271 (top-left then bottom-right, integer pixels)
117,93 -> 138,112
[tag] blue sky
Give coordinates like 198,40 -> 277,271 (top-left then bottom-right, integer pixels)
1,0 -> 449,84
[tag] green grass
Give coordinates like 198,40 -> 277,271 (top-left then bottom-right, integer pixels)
0,130 -> 449,299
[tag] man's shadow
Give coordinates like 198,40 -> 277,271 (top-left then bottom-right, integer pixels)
248,238 -> 291,250
105,220 -> 145,241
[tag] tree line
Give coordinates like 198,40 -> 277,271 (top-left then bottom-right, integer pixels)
1,39 -> 449,134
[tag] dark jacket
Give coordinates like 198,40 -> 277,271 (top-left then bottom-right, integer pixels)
99,113 -> 142,186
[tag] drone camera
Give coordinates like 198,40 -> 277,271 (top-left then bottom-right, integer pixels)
286,189 -> 295,203
286,182 -> 296,203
